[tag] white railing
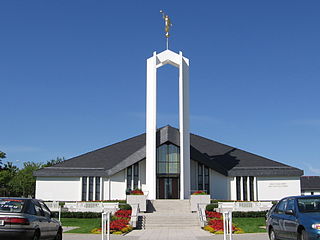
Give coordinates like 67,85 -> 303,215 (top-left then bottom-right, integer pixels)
129,203 -> 139,228
217,201 -> 273,212
197,203 -> 207,227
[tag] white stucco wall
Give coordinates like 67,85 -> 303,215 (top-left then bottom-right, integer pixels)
109,170 -> 126,200
36,177 -> 81,201
257,177 -> 301,201
210,170 -> 230,200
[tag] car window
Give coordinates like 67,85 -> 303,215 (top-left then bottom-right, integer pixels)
298,197 -> 320,212
286,199 -> 295,212
0,199 -> 25,213
39,201 -> 51,218
34,202 -> 44,216
276,199 -> 287,214
25,201 -> 36,215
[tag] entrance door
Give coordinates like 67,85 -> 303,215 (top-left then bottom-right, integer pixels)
157,177 -> 179,199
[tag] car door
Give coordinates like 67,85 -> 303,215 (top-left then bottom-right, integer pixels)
282,198 -> 299,239
33,200 -> 50,238
272,199 -> 288,239
39,201 -> 59,238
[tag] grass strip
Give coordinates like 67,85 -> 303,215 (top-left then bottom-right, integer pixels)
233,217 -> 267,233
61,218 -> 101,233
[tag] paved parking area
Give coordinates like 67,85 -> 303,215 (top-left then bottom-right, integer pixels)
63,231 -> 269,240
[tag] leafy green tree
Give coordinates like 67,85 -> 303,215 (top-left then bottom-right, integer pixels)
10,162 -> 42,197
0,151 -> 6,168
0,162 -> 18,196
42,157 -> 65,168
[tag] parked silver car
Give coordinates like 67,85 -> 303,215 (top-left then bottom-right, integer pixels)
0,197 -> 62,240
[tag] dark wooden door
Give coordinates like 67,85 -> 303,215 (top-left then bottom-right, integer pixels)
157,177 -> 179,199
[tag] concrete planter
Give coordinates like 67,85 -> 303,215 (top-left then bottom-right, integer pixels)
126,195 -> 147,212
190,194 -> 210,212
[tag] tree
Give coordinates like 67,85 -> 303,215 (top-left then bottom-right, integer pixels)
42,157 -> 65,168
10,162 -> 42,197
0,151 -> 6,168
0,162 -> 18,196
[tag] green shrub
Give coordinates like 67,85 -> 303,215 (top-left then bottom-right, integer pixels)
119,204 -> 132,210
206,203 -> 218,211
232,211 -> 267,218
58,212 -> 102,218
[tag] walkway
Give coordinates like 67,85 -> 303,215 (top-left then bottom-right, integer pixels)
63,232 -> 268,240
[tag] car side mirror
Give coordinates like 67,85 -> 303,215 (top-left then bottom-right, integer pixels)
285,209 -> 295,215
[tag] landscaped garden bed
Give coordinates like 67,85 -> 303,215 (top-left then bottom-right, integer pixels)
61,209 -> 133,235
204,210 -> 267,234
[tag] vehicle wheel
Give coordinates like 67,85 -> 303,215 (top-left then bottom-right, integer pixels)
299,229 -> 308,240
54,228 -> 63,240
269,228 -> 277,240
32,230 -> 40,240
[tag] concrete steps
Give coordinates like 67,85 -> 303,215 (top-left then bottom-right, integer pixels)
142,200 -> 199,229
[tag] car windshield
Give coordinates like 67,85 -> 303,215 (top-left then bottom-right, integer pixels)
298,197 -> 320,213
0,199 -> 25,213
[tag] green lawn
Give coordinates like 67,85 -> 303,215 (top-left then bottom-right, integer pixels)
61,218 -> 101,233
233,217 -> 267,233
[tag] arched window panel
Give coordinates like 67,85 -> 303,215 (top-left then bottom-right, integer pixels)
156,144 -> 180,174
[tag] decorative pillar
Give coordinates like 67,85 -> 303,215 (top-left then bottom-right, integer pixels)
146,50 -> 190,200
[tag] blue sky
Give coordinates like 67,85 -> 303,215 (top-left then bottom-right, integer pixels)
1,1 -> 319,175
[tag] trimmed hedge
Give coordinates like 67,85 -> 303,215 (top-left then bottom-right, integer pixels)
58,212 -> 102,218
232,211 -> 267,218
119,204 -> 132,210
206,203 -> 218,211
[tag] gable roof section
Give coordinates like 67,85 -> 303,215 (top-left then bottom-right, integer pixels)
301,176 -> 320,190
34,125 -> 303,177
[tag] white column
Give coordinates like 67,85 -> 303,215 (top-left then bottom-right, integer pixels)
86,177 -> 89,201
179,51 -> 190,199
254,177 -> 258,201
247,177 -> 250,201
93,177 -> 96,201
146,52 -> 157,200
240,177 -> 243,201
100,177 -> 103,201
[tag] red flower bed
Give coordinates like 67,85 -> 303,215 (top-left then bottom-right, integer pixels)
130,189 -> 144,195
114,210 -> 132,219
192,190 -> 206,195
207,219 -> 237,232
206,211 -> 222,219
110,218 -> 129,231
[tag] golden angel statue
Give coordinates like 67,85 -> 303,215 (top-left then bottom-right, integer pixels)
160,10 -> 172,38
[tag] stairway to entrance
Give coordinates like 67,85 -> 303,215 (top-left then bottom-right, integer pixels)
141,200 -> 200,229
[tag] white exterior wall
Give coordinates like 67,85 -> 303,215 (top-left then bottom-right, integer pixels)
36,177 -> 81,201
257,177 -> 301,201
210,170 -> 230,200
109,170 -> 126,200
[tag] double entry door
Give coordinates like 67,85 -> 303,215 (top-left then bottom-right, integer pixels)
157,177 -> 179,199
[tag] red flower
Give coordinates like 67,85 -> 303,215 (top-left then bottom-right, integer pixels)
114,210 -> 132,219
130,189 -> 144,195
206,211 -> 222,219
110,219 -> 129,231
192,190 -> 206,195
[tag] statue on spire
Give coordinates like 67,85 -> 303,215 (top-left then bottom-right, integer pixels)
160,10 -> 172,38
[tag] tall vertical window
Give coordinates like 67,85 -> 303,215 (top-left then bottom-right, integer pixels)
133,163 -> 139,189
236,177 -> 241,200
243,176 -> 248,201
127,166 -> 132,190
82,177 -> 87,201
95,177 -> 101,200
157,144 -> 180,174
89,177 -> 94,201
198,163 -> 203,190
204,166 -> 210,194
249,176 -> 254,201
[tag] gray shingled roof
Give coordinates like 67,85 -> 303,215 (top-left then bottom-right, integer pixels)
34,125 -> 303,177
301,176 -> 320,190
